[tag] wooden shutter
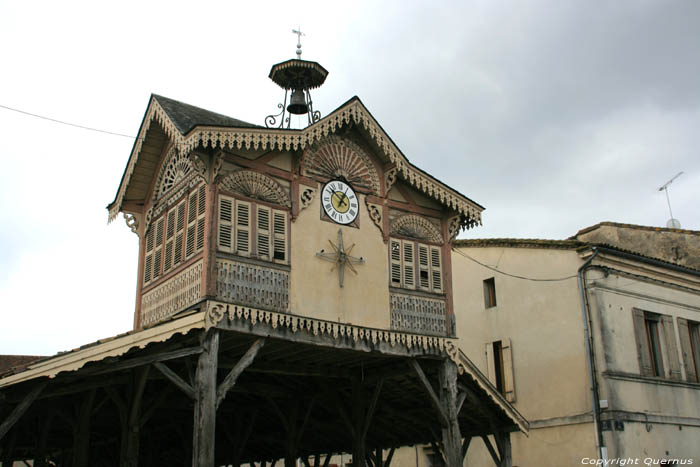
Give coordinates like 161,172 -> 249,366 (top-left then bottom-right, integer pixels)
430,246 -> 442,292
235,200 -> 251,255
418,245 -> 430,290
196,184 -> 206,252
257,205 -> 271,260
501,338 -> 516,402
186,190 -> 198,258
218,196 -> 234,253
144,225 -> 155,284
272,210 -> 287,262
677,318 -> 698,382
152,218 -> 164,280
174,201 -> 185,266
390,240 -> 402,286
402,241 -> 415,288
632,308 -> 654,377
163,207 -> 176,272
661,315 -> 682,380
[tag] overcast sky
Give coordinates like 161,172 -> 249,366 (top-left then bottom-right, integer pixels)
1,0 -> 698,355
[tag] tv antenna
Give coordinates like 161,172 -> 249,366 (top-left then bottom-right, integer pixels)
658,171 -> 683,229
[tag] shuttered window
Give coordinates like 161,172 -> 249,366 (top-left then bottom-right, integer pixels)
163,201 -> 185,273
186,184 -> 206,259
486,338 -> 515,402
217,195 -> 289,264
632,309 -> 681,380
389,238 -> 443,293
152,218 -> 164,280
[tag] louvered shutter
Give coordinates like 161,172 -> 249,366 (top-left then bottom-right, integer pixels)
163,208 -> 175,272
196,184 -> 206,252
218,196 -> 234,253
430,246 -> 442,292
632,309 -> 654,377
402,241 -> 415,288
152,218 -> 164,280
186,190 -> 198,258
677,318 -> 698,382
501,338 -> 516,402
272,210 -> 287,262
418,245 -> 430,290
661,315 -> 682,380
257,206 -> 271,260
390,240 -> 402,286
174,201 -> 185,266
144,225 -> 155,283
235,201 -> 251,255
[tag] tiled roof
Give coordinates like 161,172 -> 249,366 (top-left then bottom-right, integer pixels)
153,94 -> 262,134
573,221 -> 700,238
453,238 -> 582,250
0,355 -> 45,376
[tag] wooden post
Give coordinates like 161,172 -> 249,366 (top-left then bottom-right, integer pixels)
73,388 -> 96,467
192,329 -> 220,467
0,380 -> 47,441
438,359 -> 462,467
351,378 -> 366,467
120,366 -> 150,467
497,431 -> 512,467
34,411 -> 55,467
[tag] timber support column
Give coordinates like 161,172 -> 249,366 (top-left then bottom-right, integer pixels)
439,359 -> 462,467
192,329 -> 220,467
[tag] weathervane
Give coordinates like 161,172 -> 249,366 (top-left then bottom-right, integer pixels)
316,229 -> 365,288
265,28 -> 328,129
658,171 -> 684,229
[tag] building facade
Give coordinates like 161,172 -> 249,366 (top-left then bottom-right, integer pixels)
451,224 -> 700,465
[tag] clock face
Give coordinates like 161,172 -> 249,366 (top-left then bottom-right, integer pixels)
322,180 -> 359,225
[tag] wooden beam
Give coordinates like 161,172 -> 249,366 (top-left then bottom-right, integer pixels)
362,379 -> 384,440
456,391 -> 467,414
385,447 -> 395,467
439,359 -> 462,467
461,436 -> 472,461
83,346 -> 203,376
0,380 -> 47,440
73,388 -> 96,467
154,362 -> 195,399
216,338 -> 265,409
480,435 -> 501,466
409,360 -> 448,427
496,431 -> 512,467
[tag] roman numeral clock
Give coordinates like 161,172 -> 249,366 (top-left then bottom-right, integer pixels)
322,180 -> 358,225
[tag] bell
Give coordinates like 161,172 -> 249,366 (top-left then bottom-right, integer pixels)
287,89 -> 309,115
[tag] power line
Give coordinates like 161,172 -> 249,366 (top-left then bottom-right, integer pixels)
451,247 -> 578,282
0,103 -> 135,139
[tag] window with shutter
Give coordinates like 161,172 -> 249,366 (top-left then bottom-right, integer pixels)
486,339 -> 516,402
390,240 -> 402,286
678,318 -> 700,382
418,245 -> 430,290
272,210 -> 287,262
144,224 -> 155,284
235,201 -> 251,256
152,218 -> 164,280
402,241 -> 415,288
174,201 -> 185,267
430,246 -> 442,292
196,184 -> 206,252
257,206 -> 271,260
632,309 -> 682,380
218,196 -> 234,253
186,190 -> 198,258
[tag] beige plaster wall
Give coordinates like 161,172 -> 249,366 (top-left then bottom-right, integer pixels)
289,187 -> 390,329
604,422 -> 700,461
451,246 -> 590,421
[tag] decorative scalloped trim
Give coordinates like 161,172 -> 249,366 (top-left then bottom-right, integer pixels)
219,170 -> 291,207
302,135 -> 381,195
391,214 -> 443,244
110,99 -> 483,228
153,147 -> 194,202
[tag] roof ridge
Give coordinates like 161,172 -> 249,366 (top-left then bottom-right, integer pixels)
573,221 -> 700,238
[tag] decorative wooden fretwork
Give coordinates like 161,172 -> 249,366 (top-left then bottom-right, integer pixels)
391,214 -> 443,244
124,213 -> 140,236
111,98 -> 483,227
365,199 -> 383,234
384,167 -> 398,193
299,185 -> 317,210
448,215 -> 462,242
216,259 -> 289,313
154,147 -> 194,202
141,260 -> 203,327
302,136 -> 380,195
219,170 -> 291,207
390,292 -> 447,336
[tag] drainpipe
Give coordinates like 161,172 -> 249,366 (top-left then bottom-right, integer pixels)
577,247 -> 606,461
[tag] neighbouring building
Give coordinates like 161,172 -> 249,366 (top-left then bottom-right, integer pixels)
0,52 -> 527,466
450,223 -> 700,465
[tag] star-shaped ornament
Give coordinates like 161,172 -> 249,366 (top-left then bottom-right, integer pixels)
316,229 -> 365,288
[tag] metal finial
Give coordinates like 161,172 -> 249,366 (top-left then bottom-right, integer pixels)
292,27 -> 305,58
